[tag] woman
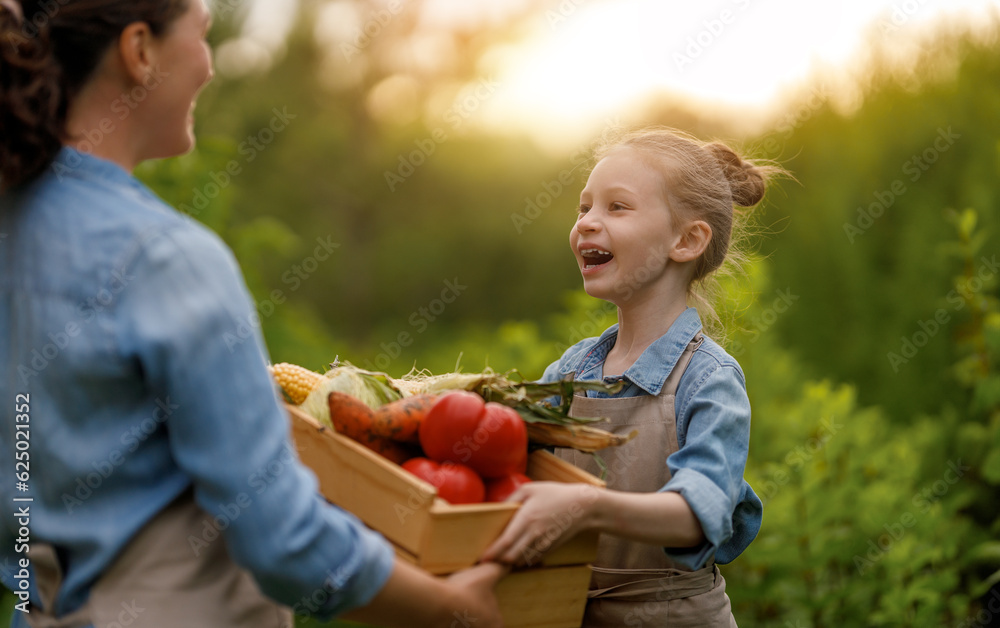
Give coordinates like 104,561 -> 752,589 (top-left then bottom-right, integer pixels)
0,1 -> 506,626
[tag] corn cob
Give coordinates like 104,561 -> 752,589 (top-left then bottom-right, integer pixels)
526,423 -> 637,453
269,362 -> 323,404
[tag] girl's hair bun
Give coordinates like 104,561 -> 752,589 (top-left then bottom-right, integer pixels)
704,142 -> 766,207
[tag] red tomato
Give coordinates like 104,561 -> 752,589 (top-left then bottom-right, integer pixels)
401,457 -> 485,504
484,472 -> 532,503
420,391 -> 528,478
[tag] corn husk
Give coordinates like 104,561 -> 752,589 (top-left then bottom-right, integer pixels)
525,423 -> 637,453
300,364 -> 402,428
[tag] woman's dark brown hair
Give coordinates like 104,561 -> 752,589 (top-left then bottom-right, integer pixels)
0,0 -> 188,191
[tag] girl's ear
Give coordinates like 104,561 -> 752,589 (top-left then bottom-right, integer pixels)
117,22 -> 156,85
670,220 -> 712,263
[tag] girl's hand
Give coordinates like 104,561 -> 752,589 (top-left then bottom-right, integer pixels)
343,558 -> 509,628
480,481 -> 603,566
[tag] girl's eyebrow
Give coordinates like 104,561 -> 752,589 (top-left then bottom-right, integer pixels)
602,185 -> 639,197
581,184 -> 639,198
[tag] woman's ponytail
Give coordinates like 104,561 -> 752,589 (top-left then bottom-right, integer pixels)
0,1 -> 66,191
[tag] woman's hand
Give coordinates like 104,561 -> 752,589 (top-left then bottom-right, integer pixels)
480,481 -> 603,566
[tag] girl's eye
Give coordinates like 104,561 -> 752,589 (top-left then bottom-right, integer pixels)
610,202 -> 626,211
577,204 -> 591,214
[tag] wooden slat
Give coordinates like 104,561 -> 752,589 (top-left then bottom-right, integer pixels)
495,565 -> 593,628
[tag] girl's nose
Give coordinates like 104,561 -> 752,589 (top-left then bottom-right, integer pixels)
576,212 -> 601,233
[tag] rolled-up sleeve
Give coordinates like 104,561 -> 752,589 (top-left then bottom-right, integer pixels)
115,223 -> 394,618
661,364 -> 757,569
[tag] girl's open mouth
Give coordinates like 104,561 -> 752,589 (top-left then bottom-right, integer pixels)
580,247 -> 614,270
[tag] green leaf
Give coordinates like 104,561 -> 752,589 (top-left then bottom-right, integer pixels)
981,447 -> 1000,485
971,568 -> 1000,599
965,541 -> 1000,566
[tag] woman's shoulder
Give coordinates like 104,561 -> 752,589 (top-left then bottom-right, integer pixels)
27,149 -> 193,239
16,152 -> 232,293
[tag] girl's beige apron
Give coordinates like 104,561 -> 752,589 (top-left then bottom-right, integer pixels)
27,487 -> 293,627
556,334 -> 738,627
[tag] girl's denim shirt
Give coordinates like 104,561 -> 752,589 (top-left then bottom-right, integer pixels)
539,307 -> 763,569
0,148 -> 393,621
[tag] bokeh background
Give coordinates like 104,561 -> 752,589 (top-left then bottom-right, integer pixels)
6,0 -> 1000,625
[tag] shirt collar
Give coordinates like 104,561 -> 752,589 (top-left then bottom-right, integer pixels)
577,307 -> 703,396
50,146 -> 144,190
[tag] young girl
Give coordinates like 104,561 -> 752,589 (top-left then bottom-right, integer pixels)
483,127 -> 775,626
0,1 -> 505,626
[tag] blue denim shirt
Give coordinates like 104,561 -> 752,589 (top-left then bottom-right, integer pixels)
0,148 -> 394,622
539,307 -> 762,569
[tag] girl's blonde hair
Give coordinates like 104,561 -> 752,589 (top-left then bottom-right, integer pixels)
593,126 -> 784,338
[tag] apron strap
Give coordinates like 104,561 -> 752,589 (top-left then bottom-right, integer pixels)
662,332 -> 704,398
586,563 -> 718,601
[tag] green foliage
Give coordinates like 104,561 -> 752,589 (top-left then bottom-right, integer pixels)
756,30 -> 1000,424
8,8 -> 1000,628
133,18 -> 1000,626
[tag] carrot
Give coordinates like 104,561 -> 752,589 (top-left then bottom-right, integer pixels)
370,394 -> 438,443
328,391 -> 420,464
327,391 -> 375,441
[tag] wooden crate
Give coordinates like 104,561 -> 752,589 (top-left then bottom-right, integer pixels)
287,403 -> 603,572
286,404 -> 601,627
494,564 -> 593,628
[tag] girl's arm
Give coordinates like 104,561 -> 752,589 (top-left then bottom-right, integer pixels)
483,364 -> 753,568
481,482 -> 705,565
344,559 -> 508,628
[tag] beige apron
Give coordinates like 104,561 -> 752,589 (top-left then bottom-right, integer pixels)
557,333 -> 738,627
27,487 -> 293,628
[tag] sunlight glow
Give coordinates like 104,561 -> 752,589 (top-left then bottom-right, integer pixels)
473,0 -> 1000,147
